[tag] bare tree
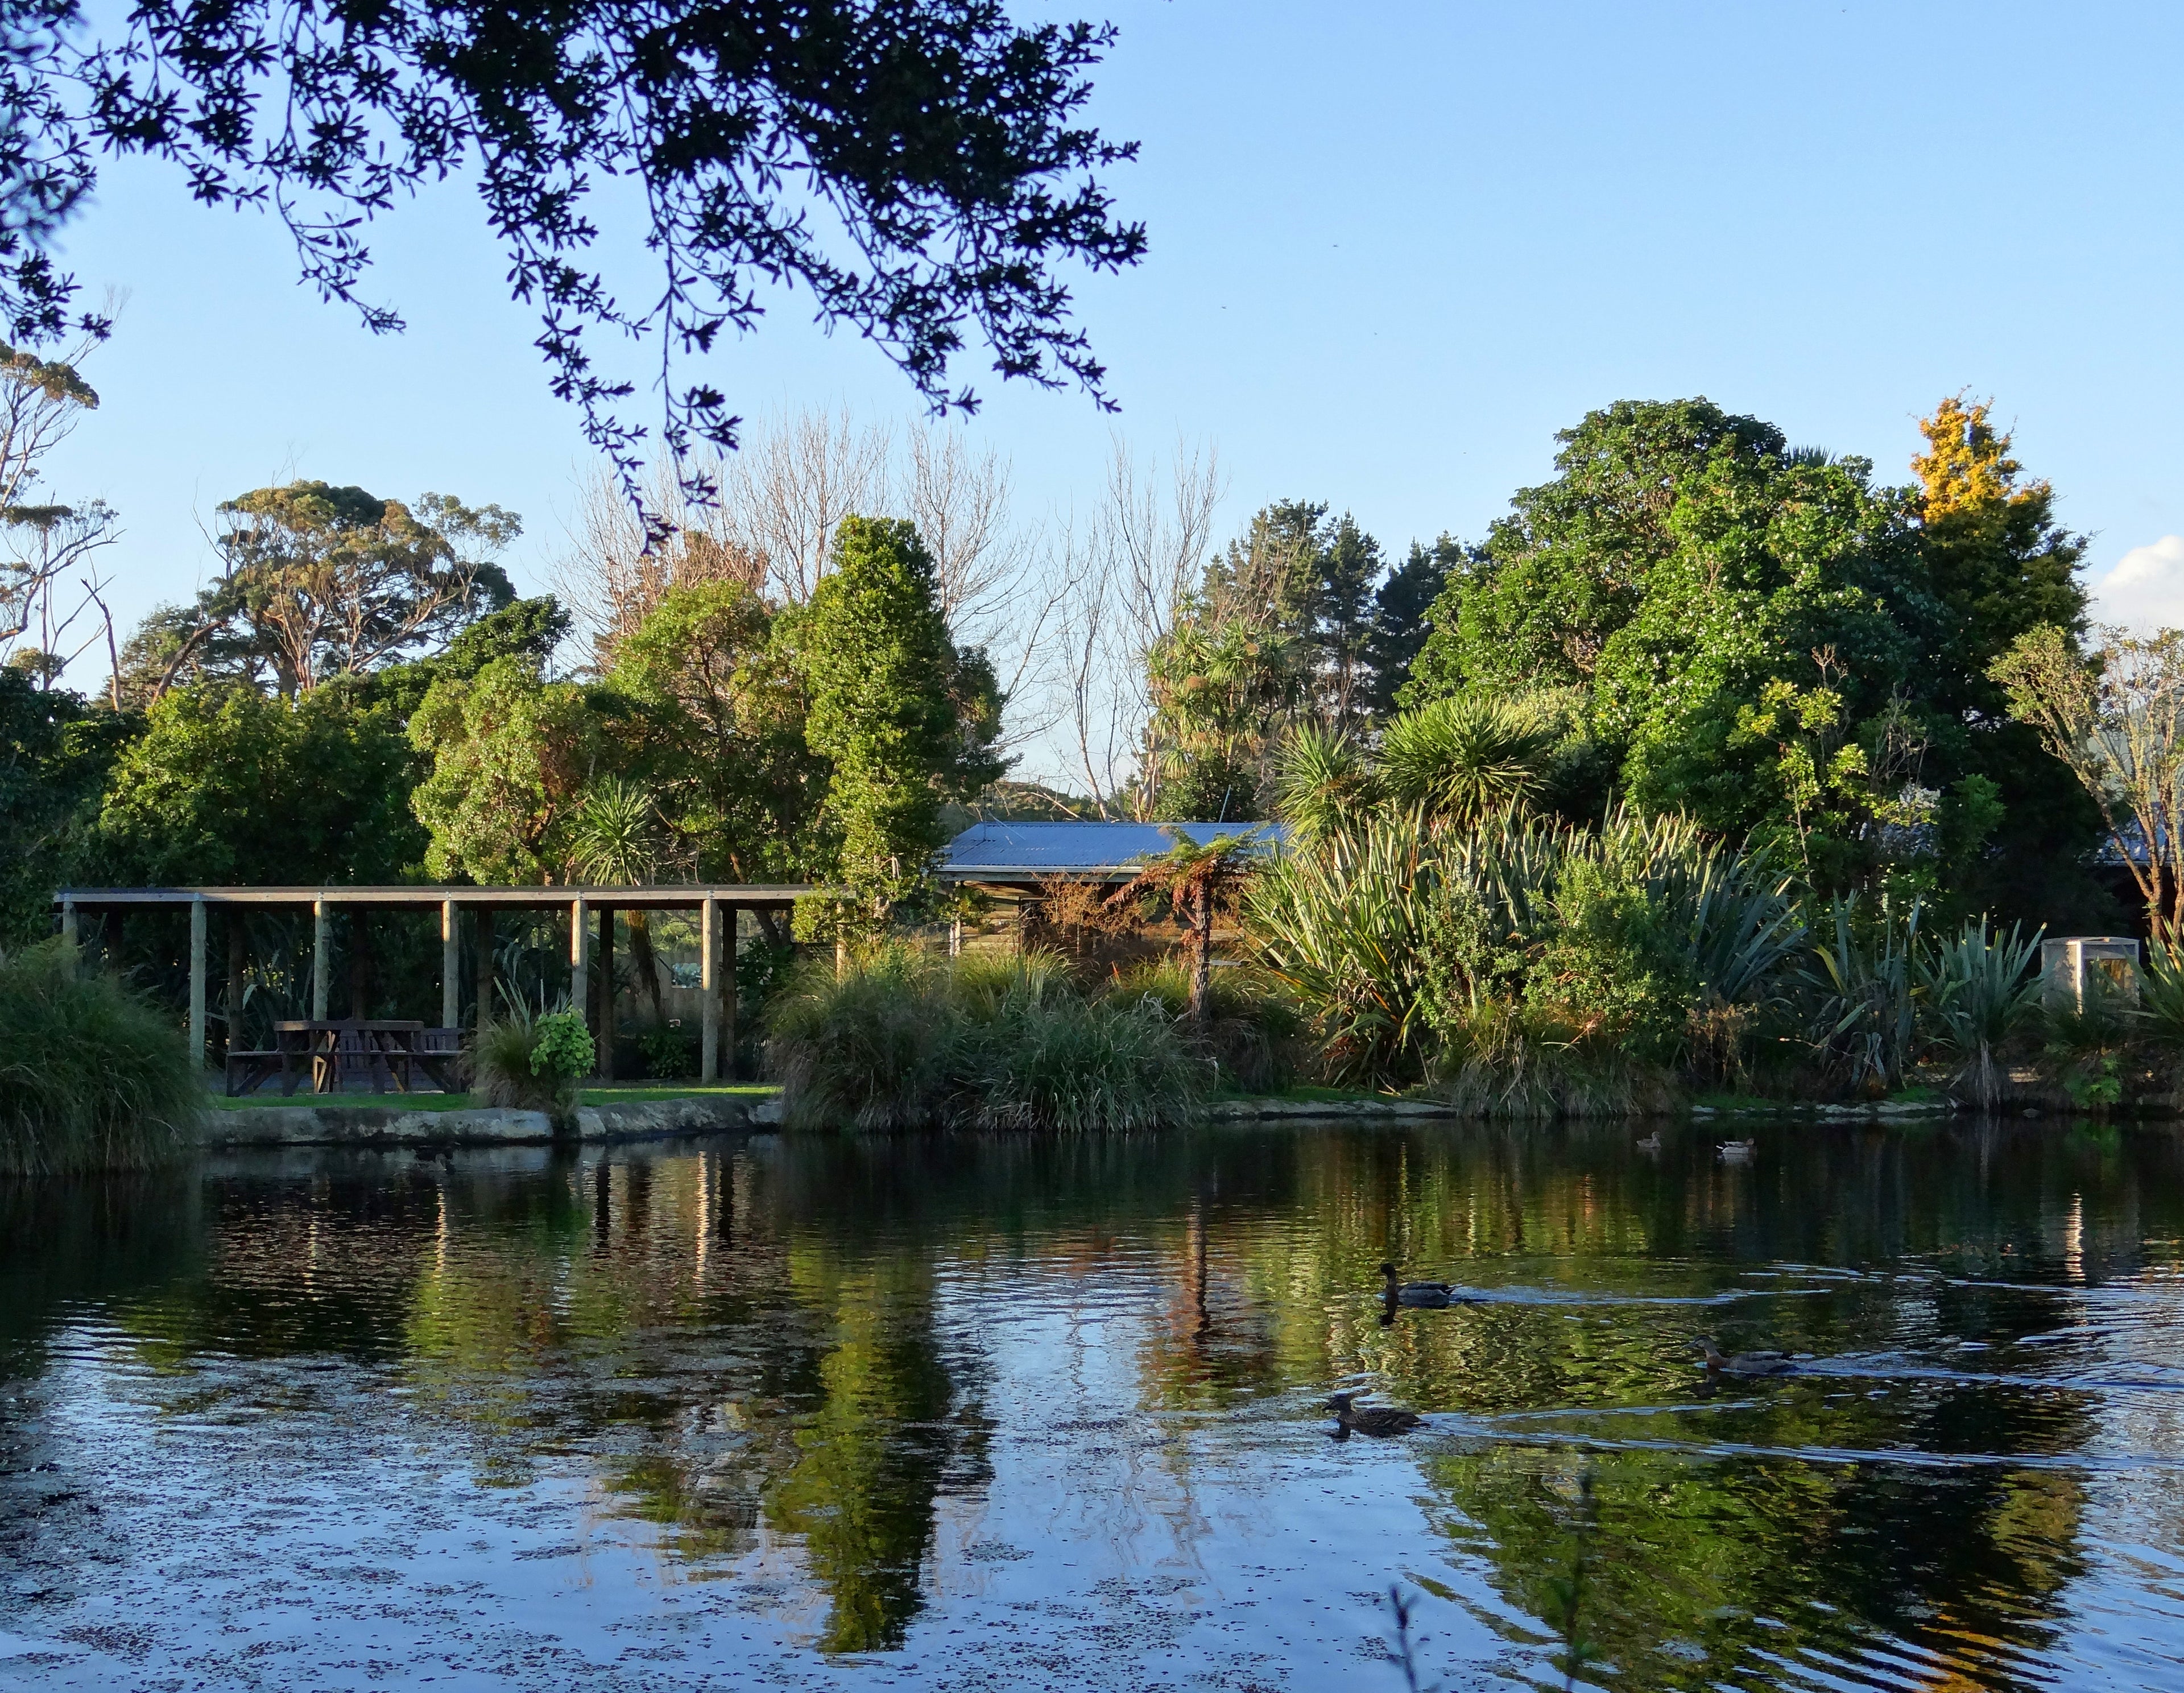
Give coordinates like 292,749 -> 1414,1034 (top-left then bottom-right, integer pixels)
1048,438 -> 1223,816
717,406 -> 891,605
552,459 -> 764,668
901,424 -> 1019,635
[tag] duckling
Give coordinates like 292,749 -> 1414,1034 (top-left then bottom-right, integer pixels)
1716,1138 -> 1757,1163
1327,1391 -> 1423,1437
1693,1335 -> 1794,1376
1379,1263 -> 1484,1308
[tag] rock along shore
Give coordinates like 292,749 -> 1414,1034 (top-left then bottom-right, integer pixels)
198,1092 -> 784,1150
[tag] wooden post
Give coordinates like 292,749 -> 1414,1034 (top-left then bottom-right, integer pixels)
59,897 -> 76,977
722,906 -> 739,1081
700,895 -> 719,1083
312,898 -> 331,1020
474,908 -> 495,1030
569,894 -> 590,1025
597,905 -> 616,1081
188,897 -> 207,1072
440,900 -> 459,1029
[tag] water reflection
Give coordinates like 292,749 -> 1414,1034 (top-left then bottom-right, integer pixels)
0,1121 -> 2181,1690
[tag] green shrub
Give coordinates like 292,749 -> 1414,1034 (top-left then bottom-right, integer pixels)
0,944 -> 201,1175
763,945 -> 1207,1131
469,997 -> 593,1118
961,993 -> 1210,1132
765,949 -> 958,1129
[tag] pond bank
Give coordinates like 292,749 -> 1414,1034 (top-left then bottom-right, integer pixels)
197,1089 -> 782,1148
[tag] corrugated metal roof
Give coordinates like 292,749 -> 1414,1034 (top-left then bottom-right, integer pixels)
941,820 -> 1287,876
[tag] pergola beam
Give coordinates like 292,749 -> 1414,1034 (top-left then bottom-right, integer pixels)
52,883 -> 810,910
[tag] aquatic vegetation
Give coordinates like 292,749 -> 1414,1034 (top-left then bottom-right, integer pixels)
0,943 -> 201,1175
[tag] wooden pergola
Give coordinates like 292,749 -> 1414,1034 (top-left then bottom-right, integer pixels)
52,883 -> 808,1083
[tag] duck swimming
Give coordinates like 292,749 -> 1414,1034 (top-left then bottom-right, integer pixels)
1327,1391 -> 1423,1437
1694,1335 -> 1794,1376
1717,1138 -> 1757,1163
1635,1132 -> 1662,1153
1380,1263 -> 1484,1308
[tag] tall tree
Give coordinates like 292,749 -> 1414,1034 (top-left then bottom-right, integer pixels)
1312,514 -> 1382,726
1908,395 -> 2102,918
408,656 -> 613,885
788,517 -> 1002,925
1402,397 -> 2088,905
609,581 -> 827,882
1407,399 -> 1784,698
92,683 -> 424,886
120,483 -> 520,701
1365,536 -> 1460,717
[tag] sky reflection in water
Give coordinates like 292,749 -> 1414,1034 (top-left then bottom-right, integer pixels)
3,1119 -> 2183,1691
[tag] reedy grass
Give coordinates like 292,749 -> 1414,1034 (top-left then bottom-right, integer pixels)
765,946 -> 1209,1132
0,943 -> 201,1175
1103,957 -> 1302,1093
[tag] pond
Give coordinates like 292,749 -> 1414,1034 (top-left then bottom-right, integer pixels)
3,1120 -> 2182,1691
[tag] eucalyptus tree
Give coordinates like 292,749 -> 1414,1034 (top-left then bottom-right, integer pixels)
120,482 -> 520,702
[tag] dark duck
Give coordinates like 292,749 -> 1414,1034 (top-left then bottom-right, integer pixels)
1380,1263 -> 1483,1308
1327,1392 -> 1423,1438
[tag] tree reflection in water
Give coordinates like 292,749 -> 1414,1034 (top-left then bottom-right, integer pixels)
0,1119 -> 2176,1689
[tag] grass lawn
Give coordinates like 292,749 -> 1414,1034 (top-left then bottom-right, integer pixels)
209,1083 -> 779,1112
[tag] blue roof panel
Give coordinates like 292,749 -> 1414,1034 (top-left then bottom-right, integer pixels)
941,820 -> 1287,876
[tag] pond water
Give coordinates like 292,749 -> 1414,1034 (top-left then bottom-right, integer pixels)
3,1120 -> 2183,1691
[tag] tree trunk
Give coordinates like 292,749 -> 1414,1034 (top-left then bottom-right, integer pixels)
628,910 -> 667,1023
225,916 -> 247,1060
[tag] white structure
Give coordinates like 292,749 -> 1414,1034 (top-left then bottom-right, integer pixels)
2040,936 -> 2141,1011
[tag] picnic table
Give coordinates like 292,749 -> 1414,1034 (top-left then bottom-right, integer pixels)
225,1019 -> 463,1097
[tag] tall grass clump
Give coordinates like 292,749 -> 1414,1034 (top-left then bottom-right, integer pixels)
1103,957 -> 1304,1093
765,949 -> 959,1129
764,946 -> 1210,1132
0,944 -> 201,1175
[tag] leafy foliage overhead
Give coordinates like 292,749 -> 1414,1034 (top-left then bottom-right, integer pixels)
0,0 -> 1145,513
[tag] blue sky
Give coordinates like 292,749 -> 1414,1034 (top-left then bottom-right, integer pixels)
38,1 -> 2184,688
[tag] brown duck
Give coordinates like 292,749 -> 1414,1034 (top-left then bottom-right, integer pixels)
1694,1335 -> 1794,1376
1327,1391 -> 1423,1437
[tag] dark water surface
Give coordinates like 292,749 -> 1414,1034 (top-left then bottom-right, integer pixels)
4,1120 -> 2184,1691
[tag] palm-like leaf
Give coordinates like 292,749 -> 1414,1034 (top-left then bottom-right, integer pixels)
569,776 -> 660,885
1378,695 -> 1558,825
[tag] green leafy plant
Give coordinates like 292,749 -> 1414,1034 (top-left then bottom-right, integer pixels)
531,1010 -> 595,1080
763,945 -> 1209,1132
469,994 -> 593,1120
1807,895 -> 1924,1097
1918,916 -> 2042,1110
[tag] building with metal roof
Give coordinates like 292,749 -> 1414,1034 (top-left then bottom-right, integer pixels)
940,820 -> 1286,891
